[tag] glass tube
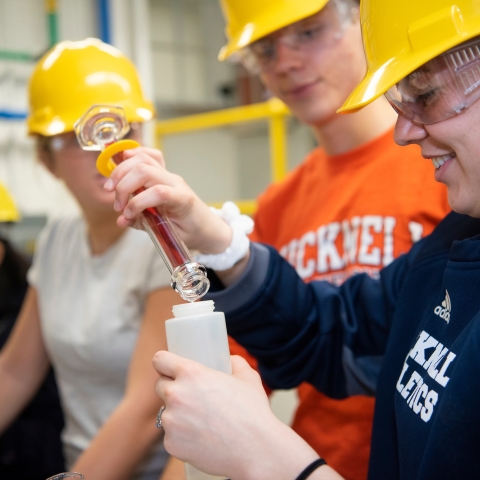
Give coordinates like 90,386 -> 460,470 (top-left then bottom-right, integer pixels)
75,105 -> 209,302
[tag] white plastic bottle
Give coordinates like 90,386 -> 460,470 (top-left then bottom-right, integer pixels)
165,300 -> 231,480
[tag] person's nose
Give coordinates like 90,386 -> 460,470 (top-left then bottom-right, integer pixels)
271,39 -> 304,73
394,113 -> 428,146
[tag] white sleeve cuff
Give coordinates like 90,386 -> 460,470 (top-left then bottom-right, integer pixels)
194,201 -> 254,271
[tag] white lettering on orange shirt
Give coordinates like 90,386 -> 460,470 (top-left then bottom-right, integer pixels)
279,215 -> 422,280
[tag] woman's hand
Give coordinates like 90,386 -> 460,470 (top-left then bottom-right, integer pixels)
104,147 -> 231,254
152,352 -> 326,480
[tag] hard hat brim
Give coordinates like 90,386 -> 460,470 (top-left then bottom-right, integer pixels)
27,101 -> 155,137
219,0 -> 329,61
339,33 -> 480,114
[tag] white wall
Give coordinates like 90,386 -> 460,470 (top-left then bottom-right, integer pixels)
58,0 -> 97,41
0,0 -> 47,52
159,117 -> 316,206
162,128 -> 240,203
149,0 -> 236,109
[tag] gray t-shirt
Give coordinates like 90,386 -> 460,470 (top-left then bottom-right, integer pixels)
28,216 -> 171,480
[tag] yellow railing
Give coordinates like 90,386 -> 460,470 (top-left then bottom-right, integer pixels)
155,97 -> 290,215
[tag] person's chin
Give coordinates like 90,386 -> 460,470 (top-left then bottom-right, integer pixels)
95,194 -> 116,209
296,106 -> 333,127
448,193 -> 478,218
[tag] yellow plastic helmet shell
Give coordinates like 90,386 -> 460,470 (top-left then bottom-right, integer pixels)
218,0 -> 329,60
0,183 -> 20,222
27,38 -> 155,136
339,0 -> 480,113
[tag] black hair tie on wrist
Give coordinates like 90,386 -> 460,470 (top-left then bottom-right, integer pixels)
295,458 -> 328,480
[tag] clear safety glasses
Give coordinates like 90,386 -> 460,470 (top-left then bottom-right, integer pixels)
47,123 -> 140,152
239,0 -> 357,74
385,37 -> 480,125
48,133 -> 82,152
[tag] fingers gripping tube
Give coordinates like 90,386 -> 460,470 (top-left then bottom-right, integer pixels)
75,105 -> 210,302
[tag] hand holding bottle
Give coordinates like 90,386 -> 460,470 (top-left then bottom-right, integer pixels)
153,352 -> 343,480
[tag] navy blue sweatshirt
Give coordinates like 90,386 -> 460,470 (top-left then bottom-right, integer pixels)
207,212 -> 480,480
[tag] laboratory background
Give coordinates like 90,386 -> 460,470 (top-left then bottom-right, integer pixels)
0,0 -> 313,425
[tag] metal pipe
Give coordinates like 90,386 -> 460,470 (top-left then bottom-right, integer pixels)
0,51 -> 35,62
45,0 -> 59,46
97,0 -> 112,44
155,98 -> 289,135
0,111 -> 27,120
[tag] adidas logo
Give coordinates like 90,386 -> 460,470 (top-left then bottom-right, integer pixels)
434,290 -> 451,323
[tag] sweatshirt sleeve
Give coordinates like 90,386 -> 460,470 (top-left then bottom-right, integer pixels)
207,241 -> 417,398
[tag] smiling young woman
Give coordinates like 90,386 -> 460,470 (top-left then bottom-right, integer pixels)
99,0 -> 480,478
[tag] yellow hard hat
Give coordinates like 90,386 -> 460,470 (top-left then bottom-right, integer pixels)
218,0 -> 329,60
0,183 -> 20,223
339,0 -> 480,113
27,38 -> 155,136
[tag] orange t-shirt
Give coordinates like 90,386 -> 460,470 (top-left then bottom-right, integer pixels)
233,128 -> 450,480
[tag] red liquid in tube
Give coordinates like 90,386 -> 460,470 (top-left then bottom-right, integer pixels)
112,151 -> 190,270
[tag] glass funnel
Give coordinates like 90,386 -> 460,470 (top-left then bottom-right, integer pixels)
74,105 -> 210,302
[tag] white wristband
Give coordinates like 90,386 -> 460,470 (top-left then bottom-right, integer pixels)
194,201 -> 254,271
